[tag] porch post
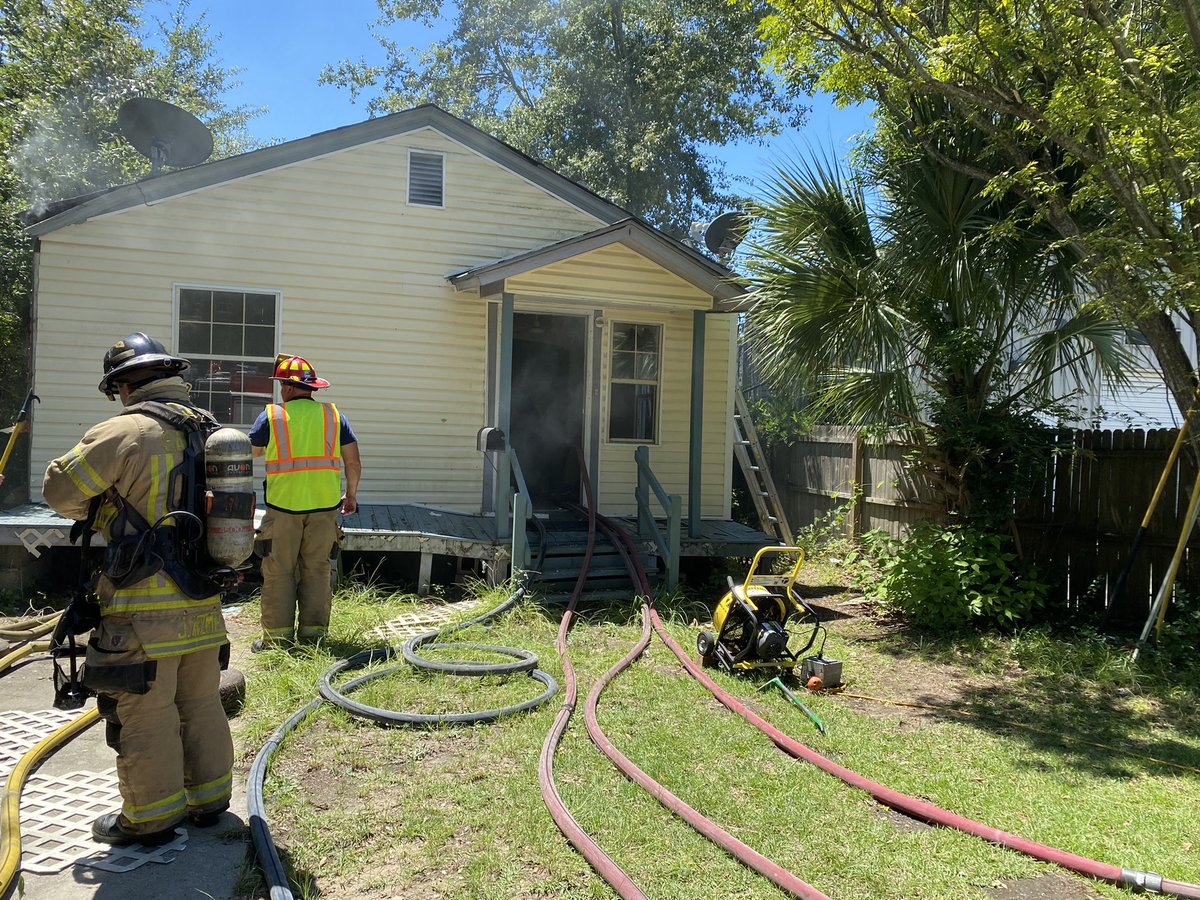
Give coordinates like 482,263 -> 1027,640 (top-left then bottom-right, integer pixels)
688,309 -> 705,538
495,291 -> 515,539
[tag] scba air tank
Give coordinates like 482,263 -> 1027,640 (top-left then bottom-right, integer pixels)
204,427 -> 256,568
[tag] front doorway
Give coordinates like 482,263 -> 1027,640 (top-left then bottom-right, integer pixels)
509,312 -> 589,508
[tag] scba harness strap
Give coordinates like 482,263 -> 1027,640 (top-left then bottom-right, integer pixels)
100,401 -> 232,600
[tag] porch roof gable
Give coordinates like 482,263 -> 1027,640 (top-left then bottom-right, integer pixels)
445,218 -> 746,307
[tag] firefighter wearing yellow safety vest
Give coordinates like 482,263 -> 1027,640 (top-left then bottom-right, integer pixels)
248,354 -> 361,651
43,333 -> 234,846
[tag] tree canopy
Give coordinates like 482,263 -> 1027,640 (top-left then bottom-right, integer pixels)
759,0 -> 1200,418
0,0 -> 263,498
322,0 -> 807,232
742,116 -> 1131,521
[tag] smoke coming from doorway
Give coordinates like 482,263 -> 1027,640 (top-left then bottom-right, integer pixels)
511,314 -> 588,505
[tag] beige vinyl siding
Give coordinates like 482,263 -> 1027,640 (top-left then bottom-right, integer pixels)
508,252 -> 735,518
30,128 -> 604,509
594,311 -> 735,519
508,243 -> 718,310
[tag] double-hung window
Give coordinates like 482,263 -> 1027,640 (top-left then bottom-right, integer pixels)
177,287 -> 278,426
608,323 -> 660,442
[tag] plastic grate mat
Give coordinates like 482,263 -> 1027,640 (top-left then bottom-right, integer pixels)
367,598 -> 482,645
20,767 -> 188,874
0,708 -> 87,777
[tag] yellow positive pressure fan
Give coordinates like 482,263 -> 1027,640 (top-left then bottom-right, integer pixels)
697,546 -> 824,673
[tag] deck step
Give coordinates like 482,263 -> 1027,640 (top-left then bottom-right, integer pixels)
523,523 -> 659,595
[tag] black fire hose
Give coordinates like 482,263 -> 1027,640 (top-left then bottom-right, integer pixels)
248,584 -> 556,900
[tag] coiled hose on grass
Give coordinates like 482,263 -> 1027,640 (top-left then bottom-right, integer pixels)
247,584 -> 557,900
592,513 -> 1200,899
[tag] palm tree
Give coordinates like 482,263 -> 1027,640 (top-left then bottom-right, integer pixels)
742,130 -> 1131,524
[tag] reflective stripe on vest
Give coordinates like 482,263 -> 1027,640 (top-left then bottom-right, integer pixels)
264,401 -> 343,511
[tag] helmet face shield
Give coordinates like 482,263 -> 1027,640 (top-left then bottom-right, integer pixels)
99,333 -> 189,398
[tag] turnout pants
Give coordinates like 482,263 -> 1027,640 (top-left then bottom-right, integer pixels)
86,621 -> 233,835
258,507 -> 338,644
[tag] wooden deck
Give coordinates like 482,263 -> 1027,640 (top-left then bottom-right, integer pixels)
0,502 -> 778,592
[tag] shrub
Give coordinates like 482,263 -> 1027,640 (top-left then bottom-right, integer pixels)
863,523 -> 1047,630
1155,587 -> 1200,673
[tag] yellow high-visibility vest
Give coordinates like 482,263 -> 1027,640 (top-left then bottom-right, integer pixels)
264,400 -> 343,512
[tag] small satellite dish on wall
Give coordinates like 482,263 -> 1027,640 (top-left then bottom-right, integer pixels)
702,211 -> 751,260
117,98 -> 214,174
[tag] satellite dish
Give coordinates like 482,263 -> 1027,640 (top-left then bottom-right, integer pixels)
702,211 -> 751,260
117,98 -> 213,174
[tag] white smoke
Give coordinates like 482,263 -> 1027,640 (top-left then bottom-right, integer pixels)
7,72 -> 148,215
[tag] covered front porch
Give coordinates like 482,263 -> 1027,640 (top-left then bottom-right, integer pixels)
449,218 -> 750,574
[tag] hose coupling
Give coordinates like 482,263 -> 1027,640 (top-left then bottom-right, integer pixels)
1119,868 -> 1164,893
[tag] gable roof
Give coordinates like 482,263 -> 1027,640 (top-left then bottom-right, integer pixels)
447,218 -> 745,307
25,105 -> 632,236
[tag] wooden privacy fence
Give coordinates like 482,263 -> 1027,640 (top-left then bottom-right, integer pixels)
767,427 -> 1199,622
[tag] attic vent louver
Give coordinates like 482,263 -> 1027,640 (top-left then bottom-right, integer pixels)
408,151 -> 444,207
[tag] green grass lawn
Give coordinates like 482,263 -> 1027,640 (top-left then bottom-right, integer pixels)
228,579 -> 1200,900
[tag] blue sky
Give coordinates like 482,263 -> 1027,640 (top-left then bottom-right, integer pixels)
145,0 -> 875,194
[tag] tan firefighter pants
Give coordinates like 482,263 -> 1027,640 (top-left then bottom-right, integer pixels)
258,507 -> 339,645
88,635 -> 233,835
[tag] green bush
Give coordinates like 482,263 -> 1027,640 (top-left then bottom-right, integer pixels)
1156,587 -> 1200,673
863,523 -> 1047,630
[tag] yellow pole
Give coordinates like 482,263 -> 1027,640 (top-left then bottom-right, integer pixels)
0,390 -> 38,479
1108,383 -> 1200,616
1134,464 -> 1200,656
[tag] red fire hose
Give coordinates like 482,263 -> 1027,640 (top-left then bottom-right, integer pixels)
588,512 -> 1199,899
584,513 -> 830,899
537,454 -> 647,899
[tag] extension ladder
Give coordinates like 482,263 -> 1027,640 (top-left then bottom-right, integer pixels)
732,390 -> 792,544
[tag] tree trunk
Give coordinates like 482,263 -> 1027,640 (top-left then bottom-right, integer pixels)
1137,310 -> 1199,420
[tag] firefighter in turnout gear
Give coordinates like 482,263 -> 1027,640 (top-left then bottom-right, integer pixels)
248,354 -> 361,650
42,333 -> 234,846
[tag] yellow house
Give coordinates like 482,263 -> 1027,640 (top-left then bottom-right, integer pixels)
12,106 -> 771,592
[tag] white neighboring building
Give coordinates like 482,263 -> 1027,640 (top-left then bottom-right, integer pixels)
1057,317 -> 1197,430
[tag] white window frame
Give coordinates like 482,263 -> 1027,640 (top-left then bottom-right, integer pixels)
607,320 -> 662,445
172,283 -> 283,427
407,148 -> 446,208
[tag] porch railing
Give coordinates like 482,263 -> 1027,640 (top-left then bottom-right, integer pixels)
508,449 -> 534,573
634,445 -> 681,590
